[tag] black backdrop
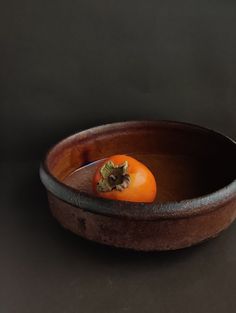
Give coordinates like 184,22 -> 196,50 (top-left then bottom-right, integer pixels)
1,0 -> 236,162
1,2 -> 236,313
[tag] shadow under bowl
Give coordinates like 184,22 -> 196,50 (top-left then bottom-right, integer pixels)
40,120 -> 236,251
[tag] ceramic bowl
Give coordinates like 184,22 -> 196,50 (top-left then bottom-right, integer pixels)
40,121 -> 236,251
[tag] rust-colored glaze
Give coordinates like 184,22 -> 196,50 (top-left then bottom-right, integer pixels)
40,121 -> 236,251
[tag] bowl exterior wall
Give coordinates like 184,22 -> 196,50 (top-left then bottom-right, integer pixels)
48,193 -> 236,251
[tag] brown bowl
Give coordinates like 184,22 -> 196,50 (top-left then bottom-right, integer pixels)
40,121 -> 236,251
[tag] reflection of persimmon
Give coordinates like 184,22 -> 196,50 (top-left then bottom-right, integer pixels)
93,155 -> 157,203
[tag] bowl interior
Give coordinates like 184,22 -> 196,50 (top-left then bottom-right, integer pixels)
46,122 -> 236,203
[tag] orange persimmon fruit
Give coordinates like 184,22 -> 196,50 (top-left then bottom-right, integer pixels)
93,155 -> 157,202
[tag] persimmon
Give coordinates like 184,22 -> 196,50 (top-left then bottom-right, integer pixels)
93,155 -> 157,202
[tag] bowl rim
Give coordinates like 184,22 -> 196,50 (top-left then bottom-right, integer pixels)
40,120 -> 236,220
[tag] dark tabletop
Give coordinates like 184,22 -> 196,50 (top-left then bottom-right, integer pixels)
1,0 -> 236,312
1,160 -> 236,313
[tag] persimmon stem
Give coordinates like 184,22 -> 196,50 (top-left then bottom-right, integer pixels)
97,160 -> 131,192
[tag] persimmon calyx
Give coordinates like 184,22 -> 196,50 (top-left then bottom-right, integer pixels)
96,160 -> 131,192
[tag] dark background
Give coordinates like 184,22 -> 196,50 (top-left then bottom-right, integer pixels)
1,1 -> 236,313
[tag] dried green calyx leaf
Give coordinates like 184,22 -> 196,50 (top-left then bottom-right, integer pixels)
97,160 -> 131,193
